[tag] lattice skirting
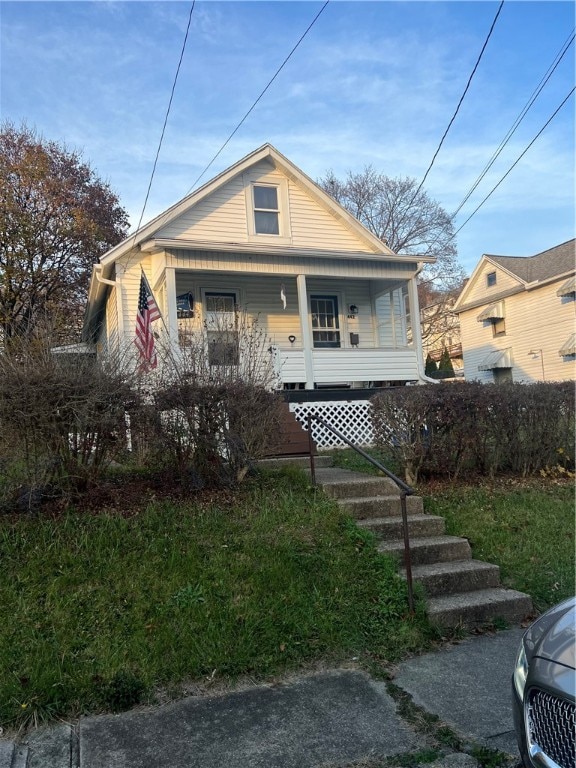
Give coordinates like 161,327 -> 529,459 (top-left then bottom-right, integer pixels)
289,400 -> 374,448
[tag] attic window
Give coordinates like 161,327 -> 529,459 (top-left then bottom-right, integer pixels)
486,271 -> 497,287
253,185 -> 279,235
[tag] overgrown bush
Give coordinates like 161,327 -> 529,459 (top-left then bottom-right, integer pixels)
130,309 -> 283,488
371,381 -> 575,483
0,336 -> 135,509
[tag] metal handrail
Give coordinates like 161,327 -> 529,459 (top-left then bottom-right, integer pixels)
306,412 -> 415,615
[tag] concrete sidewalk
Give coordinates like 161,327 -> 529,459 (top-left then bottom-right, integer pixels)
1,628 -> 524,768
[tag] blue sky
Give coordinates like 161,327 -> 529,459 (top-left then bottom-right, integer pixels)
1,0 -> 574,275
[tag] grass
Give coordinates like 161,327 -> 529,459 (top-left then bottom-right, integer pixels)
0,467 -> 437,730
425,479 -> 575,613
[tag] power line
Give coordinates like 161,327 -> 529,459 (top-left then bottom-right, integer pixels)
412,0 -> 505,203
187,0 -> 330,194
453,28 -> 575,217
132,2 -> 196,237
454,87 -> 575,237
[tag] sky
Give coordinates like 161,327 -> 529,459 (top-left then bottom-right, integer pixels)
1,0 -> 574,276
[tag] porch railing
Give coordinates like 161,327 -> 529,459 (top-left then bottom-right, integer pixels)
305,412 -> 415,614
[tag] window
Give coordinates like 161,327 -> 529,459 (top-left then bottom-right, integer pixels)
205,292 -> 239,366
493,368 -> 513,384
486,271 -> 497,287
492,317 -> 506,337
253,185 -> 279,235
311,296 -> 340,348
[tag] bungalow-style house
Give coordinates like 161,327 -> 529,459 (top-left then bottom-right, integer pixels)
82,144 -> 434,446
453,239 -> 576,383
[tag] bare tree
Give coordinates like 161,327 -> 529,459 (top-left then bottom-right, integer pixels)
319,167 -> 466,291
0,122 -> 129,344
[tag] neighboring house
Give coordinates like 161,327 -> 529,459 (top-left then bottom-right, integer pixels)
82,145 -> 435,447
420,292 -> 464,378
453,240 -> 576,383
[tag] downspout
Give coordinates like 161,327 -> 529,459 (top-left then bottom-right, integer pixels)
410,263 -> 438,385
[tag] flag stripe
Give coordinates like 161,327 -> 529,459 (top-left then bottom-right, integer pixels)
134,272 -> 161,371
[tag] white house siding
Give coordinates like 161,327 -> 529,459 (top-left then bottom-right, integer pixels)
285,177 -> 373,252
156,161 -> 376,254
159,178 -> 249,243
459,280 -> 576,382
465,261 -> 523,304
311,348 -> 419,384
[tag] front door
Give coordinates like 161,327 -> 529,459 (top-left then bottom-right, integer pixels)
204,291 -> 239,366
311,295 -> 340,348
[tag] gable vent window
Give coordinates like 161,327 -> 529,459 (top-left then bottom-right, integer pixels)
486,271 -> 497,287
253,185 -> 279,235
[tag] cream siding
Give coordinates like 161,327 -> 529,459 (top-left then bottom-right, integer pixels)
463,261 -> 523,305
311,349 -> 419,383
157,161 -> 377,254
166,249 -> 415,280
459,280 -> 576,382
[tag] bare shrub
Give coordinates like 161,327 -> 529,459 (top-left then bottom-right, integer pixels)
371,381 -> 575,482
131,308 -> 283,488
0,335 -> 136,509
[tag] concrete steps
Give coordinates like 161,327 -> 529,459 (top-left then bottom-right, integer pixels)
315,463 -> 532,630
258,455 -> 533,630
357,514 -> 446,540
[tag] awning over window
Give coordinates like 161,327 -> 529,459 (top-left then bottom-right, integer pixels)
477,301 -> 505,322
556,277 -> 576,297
478,348 -> 513,371
558,334 -> 576,356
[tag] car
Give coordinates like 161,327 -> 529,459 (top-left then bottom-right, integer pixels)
512,596 -> 575,768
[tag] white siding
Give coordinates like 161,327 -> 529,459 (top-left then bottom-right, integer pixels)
166,249 -> 416,280
312,349 -> 419,383
464,261 -> 523,305
157,161 -> 378,254
460,280 -> 576,382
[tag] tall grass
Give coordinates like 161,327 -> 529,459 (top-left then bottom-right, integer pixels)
0,469 -> 433,729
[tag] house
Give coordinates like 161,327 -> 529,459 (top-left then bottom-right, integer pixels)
82,144 -> 435,446
453,239 -> 576,383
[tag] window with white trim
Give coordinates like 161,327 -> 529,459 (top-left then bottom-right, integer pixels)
253,185 -> 279,235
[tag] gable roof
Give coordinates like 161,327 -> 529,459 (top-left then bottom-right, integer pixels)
454,239 -> 575,312
485,239 -> 575,284
98,143 -> 410,268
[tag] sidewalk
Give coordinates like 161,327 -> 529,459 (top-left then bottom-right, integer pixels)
1,627 -> 524,768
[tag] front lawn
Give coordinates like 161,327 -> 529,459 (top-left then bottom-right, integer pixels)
425,479 -> 575,613
0,468 -> 434,730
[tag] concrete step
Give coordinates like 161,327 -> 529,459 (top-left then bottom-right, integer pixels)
427,587 -> 533,629
338,494 -> 424,519
257,455 -> 332,470
403,559 -> 501,597
0,742 -> 28,768
358,514 -> 445,541
378,535 -> 472,566
318,474 -> 399,499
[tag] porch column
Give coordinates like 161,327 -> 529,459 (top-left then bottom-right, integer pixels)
296,274 -> 314,389
407,273 -> 429,382
164,267 -> 179,351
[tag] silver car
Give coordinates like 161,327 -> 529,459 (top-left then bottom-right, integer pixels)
512,596 -> 575,768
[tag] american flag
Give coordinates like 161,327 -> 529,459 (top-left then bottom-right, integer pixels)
134,272 -> 161,371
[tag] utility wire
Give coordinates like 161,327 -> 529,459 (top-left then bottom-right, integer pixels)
132,1 -> 196,238
412,0 -> 505,204
453,28 -> 575,217
187,0 -> 330,193
453,87 -> 575,237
